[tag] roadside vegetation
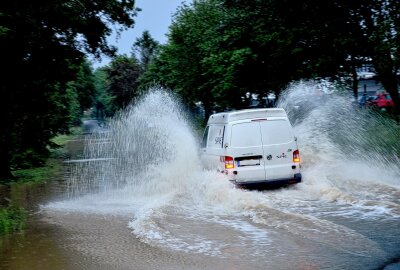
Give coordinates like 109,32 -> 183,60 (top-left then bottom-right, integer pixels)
0,0 -> 139,181
0,128 -> 81,185
0,207 -> 26,235
0,130 -> 79,235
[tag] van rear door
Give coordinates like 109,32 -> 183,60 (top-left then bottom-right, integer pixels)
259,120 -> 296,180
229,122 -> 266,181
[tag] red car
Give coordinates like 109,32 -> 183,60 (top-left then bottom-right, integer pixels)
366,93 -> 394,109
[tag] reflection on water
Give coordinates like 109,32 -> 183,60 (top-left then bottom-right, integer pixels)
1,85 -> 400,270
0,217 -> 71,270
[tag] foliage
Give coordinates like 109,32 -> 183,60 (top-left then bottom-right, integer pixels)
0,0 -> 139,179
92,54 -> 144,118
0,132 -> 73,236
50,126 -> 82,147
3,140 -> 70,184
10,159 -> 62,184
0,207 -> 27,235
142,0 -> 400,118
105,55 -> 142,111
93,32 -> 160,113
140,0 -> 228,117
133,30 -> 160,71
67,60 -> 96,125
92,68 -> 114,119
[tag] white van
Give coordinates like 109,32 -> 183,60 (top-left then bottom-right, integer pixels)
200,108 -> 302,187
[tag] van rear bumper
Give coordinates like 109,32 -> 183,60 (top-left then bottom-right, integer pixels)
233,173 -> 302,189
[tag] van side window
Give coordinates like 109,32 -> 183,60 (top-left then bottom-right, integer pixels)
201,126 -> 209,148
207,125 -> 225,149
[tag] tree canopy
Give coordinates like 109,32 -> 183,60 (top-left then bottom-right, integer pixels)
106,55 -> 142,111
133,30 -> 160,72
0,0 -> 139,179
142,0 -> 400,118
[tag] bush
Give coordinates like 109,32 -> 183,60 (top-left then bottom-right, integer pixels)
0,207 -> 27,235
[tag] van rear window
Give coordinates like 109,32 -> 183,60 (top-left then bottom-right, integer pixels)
230,122 -> 262,147
260,120 -> 293,144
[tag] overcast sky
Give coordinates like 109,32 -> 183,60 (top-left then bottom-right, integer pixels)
92,0 -> 190,68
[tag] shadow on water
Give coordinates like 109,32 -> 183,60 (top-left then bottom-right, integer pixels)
235,182 -> 300,191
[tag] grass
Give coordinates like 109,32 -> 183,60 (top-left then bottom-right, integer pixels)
0,126 -> 82,185
10,158 -> 63,184
0,158 -> 61,236
0,127 -> 81,236
50,126 -> 82,147
6,131 -> 78,185
48,126 -> 82,160
0,206 -> 27,235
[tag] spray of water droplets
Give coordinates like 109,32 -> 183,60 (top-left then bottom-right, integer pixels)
44,84 -> 399,261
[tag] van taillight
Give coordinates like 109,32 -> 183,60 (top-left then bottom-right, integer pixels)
293,150 -> 301,163
224,156 -> 234,169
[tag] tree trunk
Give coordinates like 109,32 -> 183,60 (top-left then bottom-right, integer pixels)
0,140 -> 13,181
0,88 -> 14,181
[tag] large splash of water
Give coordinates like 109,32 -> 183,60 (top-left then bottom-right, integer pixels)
66,89 -> 201,199
278,80 -> 400,205
45,84 -> 400,260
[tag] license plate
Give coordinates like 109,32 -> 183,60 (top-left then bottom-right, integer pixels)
238,159 -> 260,166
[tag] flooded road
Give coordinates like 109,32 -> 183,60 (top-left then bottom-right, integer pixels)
1,85 -> 400,270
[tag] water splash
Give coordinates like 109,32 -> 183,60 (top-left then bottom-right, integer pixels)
44,85 -> 399,264
66,89 -> 200,199
280,80 -> 400,169
277,80 -> 400,210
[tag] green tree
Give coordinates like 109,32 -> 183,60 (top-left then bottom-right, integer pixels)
141,0 -> 229,117
146,0 -> 400,118
67,60 -> 96,125
0,0 -> 139,179
92,68 -> 114,119
133,30 -> 160,72
106,55 -> 142,110
220,0 -> 367,96
222,0 -> 400,115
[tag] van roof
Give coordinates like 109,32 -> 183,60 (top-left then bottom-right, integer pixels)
207,108 -> 288,124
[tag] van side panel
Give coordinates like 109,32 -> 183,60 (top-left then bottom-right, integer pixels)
200,125 -> 225,170
207,125 -> 225,149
